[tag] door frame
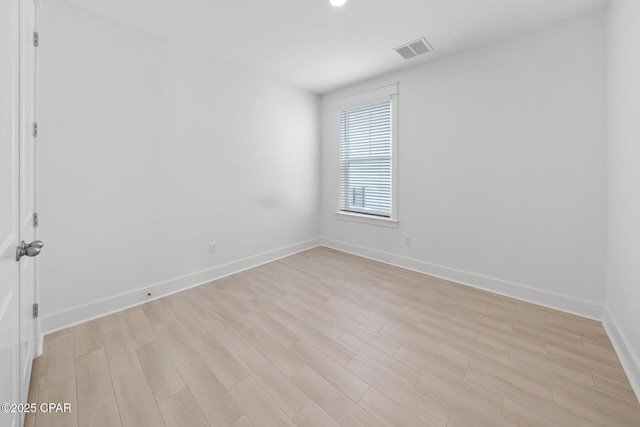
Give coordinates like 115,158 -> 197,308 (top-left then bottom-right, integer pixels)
18,0 -> 40,418
20,0 -> 40,360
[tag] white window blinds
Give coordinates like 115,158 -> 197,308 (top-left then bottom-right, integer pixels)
339,100 -> 392,218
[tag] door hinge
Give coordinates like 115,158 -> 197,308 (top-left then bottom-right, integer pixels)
33,122 -> 38,137
33,303 -> 38,319
33,32 -> 39,47
33,212 -> 39,228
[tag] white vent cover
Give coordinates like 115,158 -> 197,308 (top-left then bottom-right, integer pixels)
394,37 -> 433,60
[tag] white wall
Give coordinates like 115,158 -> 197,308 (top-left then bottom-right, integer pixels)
38,0 -> 319,331
605,0 -> 640,398
37,1 -> 612,340
320,12 -> 607,317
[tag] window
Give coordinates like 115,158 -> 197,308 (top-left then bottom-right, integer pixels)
340,101 -> 392,217
338,84 -> 397,224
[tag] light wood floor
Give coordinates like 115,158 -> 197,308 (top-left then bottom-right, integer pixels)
28,247 -> 640,427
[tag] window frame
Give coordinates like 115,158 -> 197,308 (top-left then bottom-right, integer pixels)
334,83 -> 399,228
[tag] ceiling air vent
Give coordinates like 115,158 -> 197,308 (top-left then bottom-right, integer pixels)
394,37 -> 433,60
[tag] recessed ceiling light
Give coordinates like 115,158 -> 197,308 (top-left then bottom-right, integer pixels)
330,0 -> 346,7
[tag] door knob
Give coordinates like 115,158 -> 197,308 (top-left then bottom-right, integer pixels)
16,240 -> 44,261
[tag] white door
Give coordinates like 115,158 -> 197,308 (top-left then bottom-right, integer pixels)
1,1 -> 39,426
1,0 -> 24,426
19,0 -> 39,411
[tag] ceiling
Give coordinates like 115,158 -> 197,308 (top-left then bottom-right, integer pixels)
62,0 -> 609,94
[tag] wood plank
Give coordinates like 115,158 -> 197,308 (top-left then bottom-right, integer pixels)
394,345 -> 468,379
95,313 -> 125,335
230,416 -> 253,427
239,326 -> 304,377
73,320 -> 103,357
79,403 -> 122,427
122,309 -> 156,349
291,366 -> 384,427
552,383 -> 640,426
135,340 -> 185,402
153,318 -> 200,368
141,300 -> 171,328
293,401 -> 340,427
415,372 -> 509,427
176,356 -> 243,426
40,333 -> 75,390
162,294 -> 210,338
36,377 -> 78,427
286,320 -> 354,366
293,340 -> 369,402
345,356 -> 450,427
337,332 -> 421,388
358,387 -> 426,427
158,388 -> 209,427
247,310 -> 300,348
192,333 -> 247,389
593,372 -> 639,404
465,363 -> 553,403
202,315 -> 251,356
502,399 -> 558,427
75,349 -> 116,418
102,326 -> 141,378
237,348 -> 309,418
112,369 -> 166,427
229,376 -> 296,427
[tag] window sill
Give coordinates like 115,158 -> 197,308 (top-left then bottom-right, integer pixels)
335,212 -> 399,228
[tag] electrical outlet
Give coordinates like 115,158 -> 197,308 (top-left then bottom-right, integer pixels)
405,235 -> 413,246
209,242 -> 217,254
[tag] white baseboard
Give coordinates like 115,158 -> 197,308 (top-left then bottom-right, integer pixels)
38,238 -> 321,346
320,238 -> 603,320
602,306 -> 640,402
